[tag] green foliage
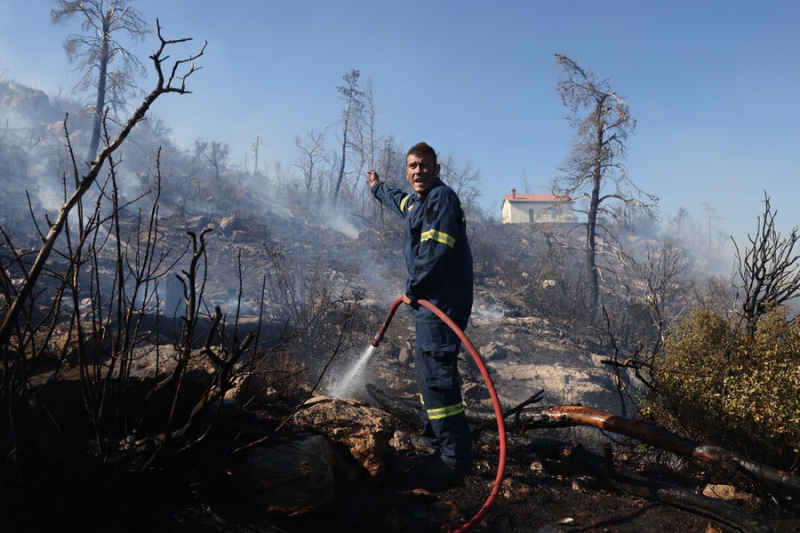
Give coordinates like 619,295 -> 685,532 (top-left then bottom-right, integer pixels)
651,306 -> 800,469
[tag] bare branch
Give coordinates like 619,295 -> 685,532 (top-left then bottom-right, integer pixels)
0,28 -> 204,348
733,192 -> 800,334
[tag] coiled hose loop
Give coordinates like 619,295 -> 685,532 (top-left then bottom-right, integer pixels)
376,297 -> 507,532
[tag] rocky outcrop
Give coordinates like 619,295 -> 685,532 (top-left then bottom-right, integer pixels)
292,395 -> 395,479
0,82 -> 52,123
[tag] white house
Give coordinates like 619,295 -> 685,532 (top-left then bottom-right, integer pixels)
501,189 -> 576,224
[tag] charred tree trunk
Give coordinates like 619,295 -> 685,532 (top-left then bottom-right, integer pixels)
586,165 -> 601,315
88,25 -> 110,163
543,405 -> 800,498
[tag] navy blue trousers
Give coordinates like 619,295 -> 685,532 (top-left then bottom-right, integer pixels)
414,318 -> 473,468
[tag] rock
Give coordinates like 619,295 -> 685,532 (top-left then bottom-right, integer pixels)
233,435 -> 335,515
481,341 -> 508,361
501,476 -> 533,501
225,375 -> 279,404
185,215 -> 209,230
702,483 -> 759,505
206,398 -> 242,417
458,354 -> 482,382
462,381 -> 490,402
388,429 -> 414,453
218,215 -> 240,234
292,396 -> 394,478
0,82 -> 51,121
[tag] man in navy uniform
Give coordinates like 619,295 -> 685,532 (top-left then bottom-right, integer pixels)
366,142 -> 474,479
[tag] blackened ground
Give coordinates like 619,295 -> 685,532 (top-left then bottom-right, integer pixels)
3,421 -> 800,533
247,437 -> 800,533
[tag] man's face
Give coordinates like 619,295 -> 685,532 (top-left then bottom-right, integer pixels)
406,154 -> 440,195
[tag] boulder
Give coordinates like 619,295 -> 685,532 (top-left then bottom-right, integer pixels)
233,435 -> 336,515
398,347 -> 412,365
292,396 -> 394,478
462,381 -> 491,402
481,341 -> 509,361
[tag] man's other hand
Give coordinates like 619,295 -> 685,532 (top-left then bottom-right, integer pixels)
403,294 -> 418,307
366,170 -> 380,187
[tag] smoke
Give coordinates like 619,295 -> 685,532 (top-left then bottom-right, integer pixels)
322,210 -> 359,239
305,197 -> 361,240
115,168 -> 145,201
471,296 -> 506,327
32,179 -> 62,214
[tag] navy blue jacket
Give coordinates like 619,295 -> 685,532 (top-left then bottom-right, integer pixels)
372,178 -> 473,326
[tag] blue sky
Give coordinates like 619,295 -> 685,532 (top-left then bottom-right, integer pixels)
2,1 -> 800,249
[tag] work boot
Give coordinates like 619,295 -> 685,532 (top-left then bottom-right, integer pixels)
428,460 -> 473,480
412,457 -> 472,489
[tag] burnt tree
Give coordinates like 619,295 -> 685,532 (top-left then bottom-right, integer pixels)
51,0 -> 149,163
552,53 -> 657,316
733,192 -> 800,335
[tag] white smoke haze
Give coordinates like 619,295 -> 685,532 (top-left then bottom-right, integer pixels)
0,104 -> 34,134
471,296 -> 506,326
2,76 -> 790,415
32,179 -> 62,214
322,210 -> 359,239
354,249 -> 406,305
115,167 -> 145,201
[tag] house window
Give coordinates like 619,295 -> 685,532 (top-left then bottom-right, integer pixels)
528,209 -> 534,223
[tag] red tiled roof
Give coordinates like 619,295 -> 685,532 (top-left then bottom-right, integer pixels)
503,193 -> 573,202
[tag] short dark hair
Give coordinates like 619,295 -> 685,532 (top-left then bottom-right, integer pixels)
407,142 -> 437,166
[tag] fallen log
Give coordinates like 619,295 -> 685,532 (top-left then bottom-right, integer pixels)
366,385 -> 791,530
544,405 -> 800,499
365,384 -> 422,429
365,384 -> 800,499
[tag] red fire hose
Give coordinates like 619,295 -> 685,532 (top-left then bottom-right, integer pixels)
372,297 -> 507,533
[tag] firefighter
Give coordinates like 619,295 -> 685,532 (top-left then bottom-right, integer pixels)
366,142 -> 474,480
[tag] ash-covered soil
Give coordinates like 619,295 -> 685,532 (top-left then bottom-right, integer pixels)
6,423 -> 799,533
5,308 -> 800,533
139,429 -> 800,533
162,310 -> 800,533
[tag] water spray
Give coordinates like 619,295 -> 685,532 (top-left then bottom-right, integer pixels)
328,299 -> 404,398
373,296 -> 507,533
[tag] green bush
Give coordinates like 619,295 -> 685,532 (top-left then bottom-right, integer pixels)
650,306 -> 800,470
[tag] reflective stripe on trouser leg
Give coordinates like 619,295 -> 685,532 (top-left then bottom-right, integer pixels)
426,402 -> 465,420
415,344 -> 472,468
419,394 -> 465,419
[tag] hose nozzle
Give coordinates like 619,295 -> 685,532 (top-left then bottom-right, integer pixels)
371,332 -> 384,347
371,297 -> 403,349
